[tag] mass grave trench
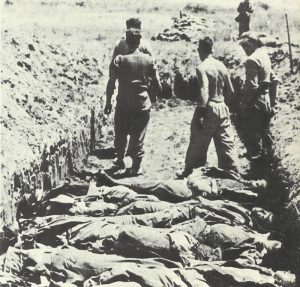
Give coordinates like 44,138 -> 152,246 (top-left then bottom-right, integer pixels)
152,11 -> 300,276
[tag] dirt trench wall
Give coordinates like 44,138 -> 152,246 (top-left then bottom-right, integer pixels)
1,31 -> 105,226
0,129 -> 90,226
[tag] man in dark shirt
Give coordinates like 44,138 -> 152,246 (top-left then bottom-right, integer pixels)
105,29 -> 161,176
236,0 -> 253,37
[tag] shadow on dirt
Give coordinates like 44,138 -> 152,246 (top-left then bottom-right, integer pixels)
92,147 -> 116,159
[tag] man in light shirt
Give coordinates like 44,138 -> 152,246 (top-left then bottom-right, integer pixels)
177,37 -> 238,179
239,33 -> 272,159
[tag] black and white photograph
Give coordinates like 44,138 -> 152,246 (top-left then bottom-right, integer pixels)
1,0 -> 300,286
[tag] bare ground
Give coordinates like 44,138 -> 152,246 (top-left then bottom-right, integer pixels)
86,99 -> 250,184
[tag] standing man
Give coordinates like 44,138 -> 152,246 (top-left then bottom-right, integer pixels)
236,0 -> 253,38
105,18 -> 157,169
106,18 -> 153,104
104,29 -> 161,176
177,37 -> 238,179
239,33 -> 272,160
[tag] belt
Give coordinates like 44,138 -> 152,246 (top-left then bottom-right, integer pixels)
209,99 -> 224,103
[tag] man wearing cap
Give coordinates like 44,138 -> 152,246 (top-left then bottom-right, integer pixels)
105,18 -> 154,111
105,18 -> 156,170
109,18 -> 153,62
239,33 -> 272,159
177,37 -> 238,179
104,27 -> 161,176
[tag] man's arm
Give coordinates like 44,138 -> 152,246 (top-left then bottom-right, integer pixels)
110,39 -> 121,63
105,56 -> 121,114
194,67 -> 209,122
247,2 -> 254,13
142,40 -> 160,102
140,39 -> 153,56
244,58 -> 270,102
105,40 -> 122,114
149,63 -> 162,103
196,67 -> 209,108
244,59 -> 259,96
224,69 -> 235,105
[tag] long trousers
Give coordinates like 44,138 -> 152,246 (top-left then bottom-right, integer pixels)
114,107 -> 150,160
130,180 -> 192,203
243,105 -> 272,157
185,102 -> 237,172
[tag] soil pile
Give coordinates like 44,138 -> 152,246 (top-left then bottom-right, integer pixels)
152,13 -> 214,43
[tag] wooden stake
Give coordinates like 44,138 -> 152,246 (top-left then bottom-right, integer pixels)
285,13 -> 293,74
90,108 -> 95,154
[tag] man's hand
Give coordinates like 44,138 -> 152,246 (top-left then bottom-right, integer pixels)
196,117 -> 205,129
195,106 -> 207,129
104,102 -> 112,114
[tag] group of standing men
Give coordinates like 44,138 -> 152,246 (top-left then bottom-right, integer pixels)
104,14 -> 274,178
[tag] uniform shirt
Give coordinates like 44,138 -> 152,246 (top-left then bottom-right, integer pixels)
107,37 -> 155,96
243,47 -> 271,110
111,37 -> 153,60
196,56 -> 234,107
109,37 -> 153,78
111,50 -> 156,111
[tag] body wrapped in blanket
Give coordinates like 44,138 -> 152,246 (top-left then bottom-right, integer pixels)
3,246 -> 293,287
5,169 -> 294,287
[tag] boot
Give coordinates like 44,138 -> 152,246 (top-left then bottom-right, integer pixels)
112,157 -> 125,169
130,157 -> 143,176
96,170 -> 117,187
